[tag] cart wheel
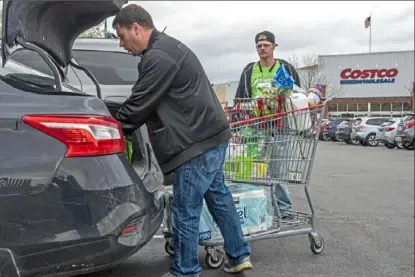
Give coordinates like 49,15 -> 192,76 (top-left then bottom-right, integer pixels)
205,249 -> 225,269
310,236 -> 325,254
164,241 -> 175,257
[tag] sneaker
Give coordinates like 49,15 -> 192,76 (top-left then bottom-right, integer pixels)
223,255 -> 253,273
281,213 -> 295,221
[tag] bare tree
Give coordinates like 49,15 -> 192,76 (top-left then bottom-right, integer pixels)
79,22 -> 106,38
288,53 -> 344,99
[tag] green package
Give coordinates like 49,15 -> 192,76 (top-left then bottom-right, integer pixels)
124,139 -> 133,163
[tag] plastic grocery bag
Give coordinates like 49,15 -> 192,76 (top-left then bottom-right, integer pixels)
272,64 -> 294,91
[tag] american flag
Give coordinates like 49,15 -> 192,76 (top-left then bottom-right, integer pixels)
365,16 -> 371,29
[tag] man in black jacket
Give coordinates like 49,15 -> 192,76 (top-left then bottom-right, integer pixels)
112,4 -> 252,277
234,31 -> 301,218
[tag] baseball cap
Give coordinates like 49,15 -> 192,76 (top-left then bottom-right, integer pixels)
255,31 -> 278,46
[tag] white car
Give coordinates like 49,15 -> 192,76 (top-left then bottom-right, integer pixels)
375,118 -> 403,149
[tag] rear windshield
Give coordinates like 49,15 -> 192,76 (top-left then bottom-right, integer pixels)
0,50 -> 80,93
382,120 -> 396,127
72,50 -> 141,85
353,118 -> 362,125
402,115 -> 415,122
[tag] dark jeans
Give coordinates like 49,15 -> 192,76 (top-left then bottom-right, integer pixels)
170,142 -> 251,277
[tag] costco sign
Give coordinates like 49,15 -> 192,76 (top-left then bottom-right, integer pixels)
340,68 -> 398,85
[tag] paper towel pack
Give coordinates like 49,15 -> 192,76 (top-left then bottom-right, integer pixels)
198,182 -> 272,242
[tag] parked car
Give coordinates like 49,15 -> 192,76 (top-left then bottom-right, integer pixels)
335,119 -> 359,145
321,118 -> 350,141
318,120 -> 329,140
396,113 -> 415,150
0,1 -> 165,277
375,118 -> 403,149
401,119 -> 415,150
350,117 -> 391,147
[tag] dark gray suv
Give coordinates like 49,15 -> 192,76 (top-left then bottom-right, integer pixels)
0,1 -> 165,276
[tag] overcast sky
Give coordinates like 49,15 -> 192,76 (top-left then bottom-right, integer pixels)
107,1 -> 413,84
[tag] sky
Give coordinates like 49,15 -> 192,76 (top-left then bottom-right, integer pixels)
105,1 -> 414,84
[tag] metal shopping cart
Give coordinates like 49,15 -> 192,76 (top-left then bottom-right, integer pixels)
162,95 -> 327,269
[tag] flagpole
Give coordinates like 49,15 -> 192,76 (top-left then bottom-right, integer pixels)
369,12 -> 372,53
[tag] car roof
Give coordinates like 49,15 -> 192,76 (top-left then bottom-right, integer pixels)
72,38 -> 128,54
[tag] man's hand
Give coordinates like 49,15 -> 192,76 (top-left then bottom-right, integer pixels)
120,122 -> 139,136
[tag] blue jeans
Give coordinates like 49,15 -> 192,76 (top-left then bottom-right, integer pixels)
268,133 -> 293,213
170,142 -> 251,277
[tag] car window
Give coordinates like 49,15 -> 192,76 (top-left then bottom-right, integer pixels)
335,119 -> 346,124
367,118 -> 388,126
0,49 -> 79,93
353,118 -> 362,125
402,115 -> 415,122
382,120 -> 396,127
72,50 -> 141,85
338,120 -> 349,126
7,49 -> 54,76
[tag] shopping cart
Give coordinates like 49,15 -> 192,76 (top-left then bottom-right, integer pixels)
162,96 -> 327,269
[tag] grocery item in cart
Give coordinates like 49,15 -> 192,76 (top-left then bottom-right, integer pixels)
198,182 -> 273,242
285,92 -> 313,131
224,143 -> 269,180
306,85 -> 324,106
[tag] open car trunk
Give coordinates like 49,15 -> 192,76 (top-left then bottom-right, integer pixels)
104,100 -> 165,192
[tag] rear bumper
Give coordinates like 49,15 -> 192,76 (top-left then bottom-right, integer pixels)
1,194 -> 164,277
350,132 -> 365,141
335,131 -> 350,140
375,133 -> 395,144
0,153 -> 165,277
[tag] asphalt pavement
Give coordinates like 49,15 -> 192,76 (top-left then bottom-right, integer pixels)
84,142 -> 414,277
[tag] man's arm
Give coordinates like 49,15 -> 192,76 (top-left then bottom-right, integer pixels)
234,62 -> 254,100
116,49 -> 178,127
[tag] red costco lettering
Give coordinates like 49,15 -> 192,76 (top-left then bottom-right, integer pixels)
340,68 -> 399,79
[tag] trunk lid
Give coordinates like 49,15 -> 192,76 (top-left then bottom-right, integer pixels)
2,0 -> 126,70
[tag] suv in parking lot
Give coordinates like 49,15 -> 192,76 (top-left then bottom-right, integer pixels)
321,118 -> 350,141
375,118 -> 403,149
335,118 -> 359,145
0,1 -> 165,276
396,113 -> 415,150
350,117 -> 391,146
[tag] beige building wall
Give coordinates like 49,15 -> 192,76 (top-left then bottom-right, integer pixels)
212,84 -> 227,108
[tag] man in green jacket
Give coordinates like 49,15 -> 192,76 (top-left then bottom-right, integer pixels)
235,31 -> 301,218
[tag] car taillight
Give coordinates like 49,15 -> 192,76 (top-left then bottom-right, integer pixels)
359,125 -> 364,131
22,114 -> 125,157
406,121 -> 415,129
325,125 -> 332,129
385,126 -> 395,132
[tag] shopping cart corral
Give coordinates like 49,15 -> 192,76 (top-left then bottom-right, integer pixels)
162,96 -> 328,269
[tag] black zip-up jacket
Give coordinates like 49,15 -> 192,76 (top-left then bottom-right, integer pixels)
116,29 -> 231,174
234,59 -> 301,99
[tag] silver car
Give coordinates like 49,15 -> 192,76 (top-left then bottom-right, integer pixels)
350,117 -> 391,147
375,118 -> 403,149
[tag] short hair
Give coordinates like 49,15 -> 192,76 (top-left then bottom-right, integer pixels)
112,4 -> 154,29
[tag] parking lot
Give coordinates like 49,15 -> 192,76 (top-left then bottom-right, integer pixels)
84,141 -> 414,277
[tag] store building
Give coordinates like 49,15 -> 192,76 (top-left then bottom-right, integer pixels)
317,50 -> 414,118
214,50 -> 414,117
